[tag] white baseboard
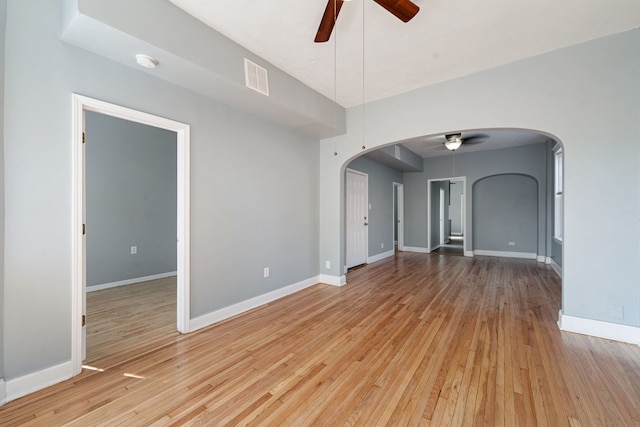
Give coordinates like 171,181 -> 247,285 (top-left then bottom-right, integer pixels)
473,250 -> 537,260
87,271 -> 177,292
0,379 -> 5,405
403,246 -> 430,253
549,259 -> 562,277
545,256 -> 551,264
319,274 -> 347,287
367,249 -> 395,264
5,361 -> 74,404
536,255 -> 545,263
464,250 -> 474,257
189,276 -> 321,332
558,311 -> 640,345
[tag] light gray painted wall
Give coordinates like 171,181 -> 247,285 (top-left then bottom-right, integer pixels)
320,30 -> 640,329
473,174 -> 538,253
449,181 -> 464,235
405,143 -> 548,252
3,0 -> 319,380
0,0 -> 6,381
347,156 -> 403,258
85,111 -> 177,287
552,239 -> 562,267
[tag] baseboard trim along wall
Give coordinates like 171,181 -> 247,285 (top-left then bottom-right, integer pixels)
0,379 -> 6,405
549,259 -> 562,278
189,276 -> 321,332
367,249 -> 395,264
403,246 -> 430,253
319,274 -> 347,287
5,361 -> 74,404
558,310 -> 640,345
473,250 -> 537,260
87,271 -> 177,292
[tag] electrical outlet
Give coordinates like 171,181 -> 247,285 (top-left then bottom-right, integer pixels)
508,242 -> 515,246
325,260 -> 331,269
130,246 -> 137,254
263,267 -> 270,278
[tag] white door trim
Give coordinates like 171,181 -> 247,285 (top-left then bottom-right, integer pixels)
393,182 -> 404,250
427,177 -> 466,253
71,94 -> 191,376
346,168 -> 368,269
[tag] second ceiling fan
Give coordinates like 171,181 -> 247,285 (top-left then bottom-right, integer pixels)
315,0 -> 420,43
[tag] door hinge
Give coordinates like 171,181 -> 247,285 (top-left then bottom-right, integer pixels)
83,224 -> 86,235
82,315 -> 86,327
82,132 -> 86,144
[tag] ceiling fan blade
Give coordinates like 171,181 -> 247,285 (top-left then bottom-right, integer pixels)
373,0 -> 420,22
315,0 -> 345,43
462,133 -> 489,145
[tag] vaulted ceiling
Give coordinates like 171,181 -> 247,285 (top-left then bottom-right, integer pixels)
170,0 -> 640,108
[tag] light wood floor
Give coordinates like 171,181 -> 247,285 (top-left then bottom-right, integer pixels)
85,276 -> 177,369
1,253 -> 639,426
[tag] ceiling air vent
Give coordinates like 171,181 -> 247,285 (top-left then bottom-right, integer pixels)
244,58 -> 269,96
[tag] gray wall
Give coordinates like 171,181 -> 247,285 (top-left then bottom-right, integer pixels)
0,0 -> 6,382
449,181 -> 463,235
347,156 -> 403,258
405,143 -> 548,253
321,30 -> 640,329
3,0 -> 319,380
85,111 -> 177,287
473,174 -> 538,254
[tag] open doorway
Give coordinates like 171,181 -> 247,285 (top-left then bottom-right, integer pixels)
84,111 -> 177,367
393,182 -> 404,252
427,177 -> 465,256
71,94 -> 191,376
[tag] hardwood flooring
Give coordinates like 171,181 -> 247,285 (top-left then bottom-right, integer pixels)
85,276 -> 177,369
1,253 -> 639,426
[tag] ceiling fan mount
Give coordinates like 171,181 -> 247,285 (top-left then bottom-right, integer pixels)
315,0 -> 420,43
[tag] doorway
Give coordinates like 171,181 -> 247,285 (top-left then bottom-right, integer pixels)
71,94 -> 191,376
393,183 -> 404,252
427,177 -> 466,255
84,110 -> 177,365
346,169 -> 368,269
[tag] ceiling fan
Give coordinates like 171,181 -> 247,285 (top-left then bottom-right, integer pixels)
315,0 -> 420,43
442,133 -> 489,151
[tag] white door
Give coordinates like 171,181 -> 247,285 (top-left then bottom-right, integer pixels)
346,169 -> 368,268
439,188 -> 445,245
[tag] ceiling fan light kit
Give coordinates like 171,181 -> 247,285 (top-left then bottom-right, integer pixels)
444,134 -> 463,151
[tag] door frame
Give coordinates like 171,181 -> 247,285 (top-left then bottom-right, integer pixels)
393,182 -> 404,250
345,168 -> 369,269
427,176 -> 466,253
71,94 -> 191,375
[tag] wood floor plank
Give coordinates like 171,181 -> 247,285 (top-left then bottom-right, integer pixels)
1,253 -> 639,426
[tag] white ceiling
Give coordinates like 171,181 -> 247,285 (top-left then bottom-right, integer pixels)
170,0 -> 640,108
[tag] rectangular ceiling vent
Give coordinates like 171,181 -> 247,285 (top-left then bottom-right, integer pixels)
244,58 -> 269,96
